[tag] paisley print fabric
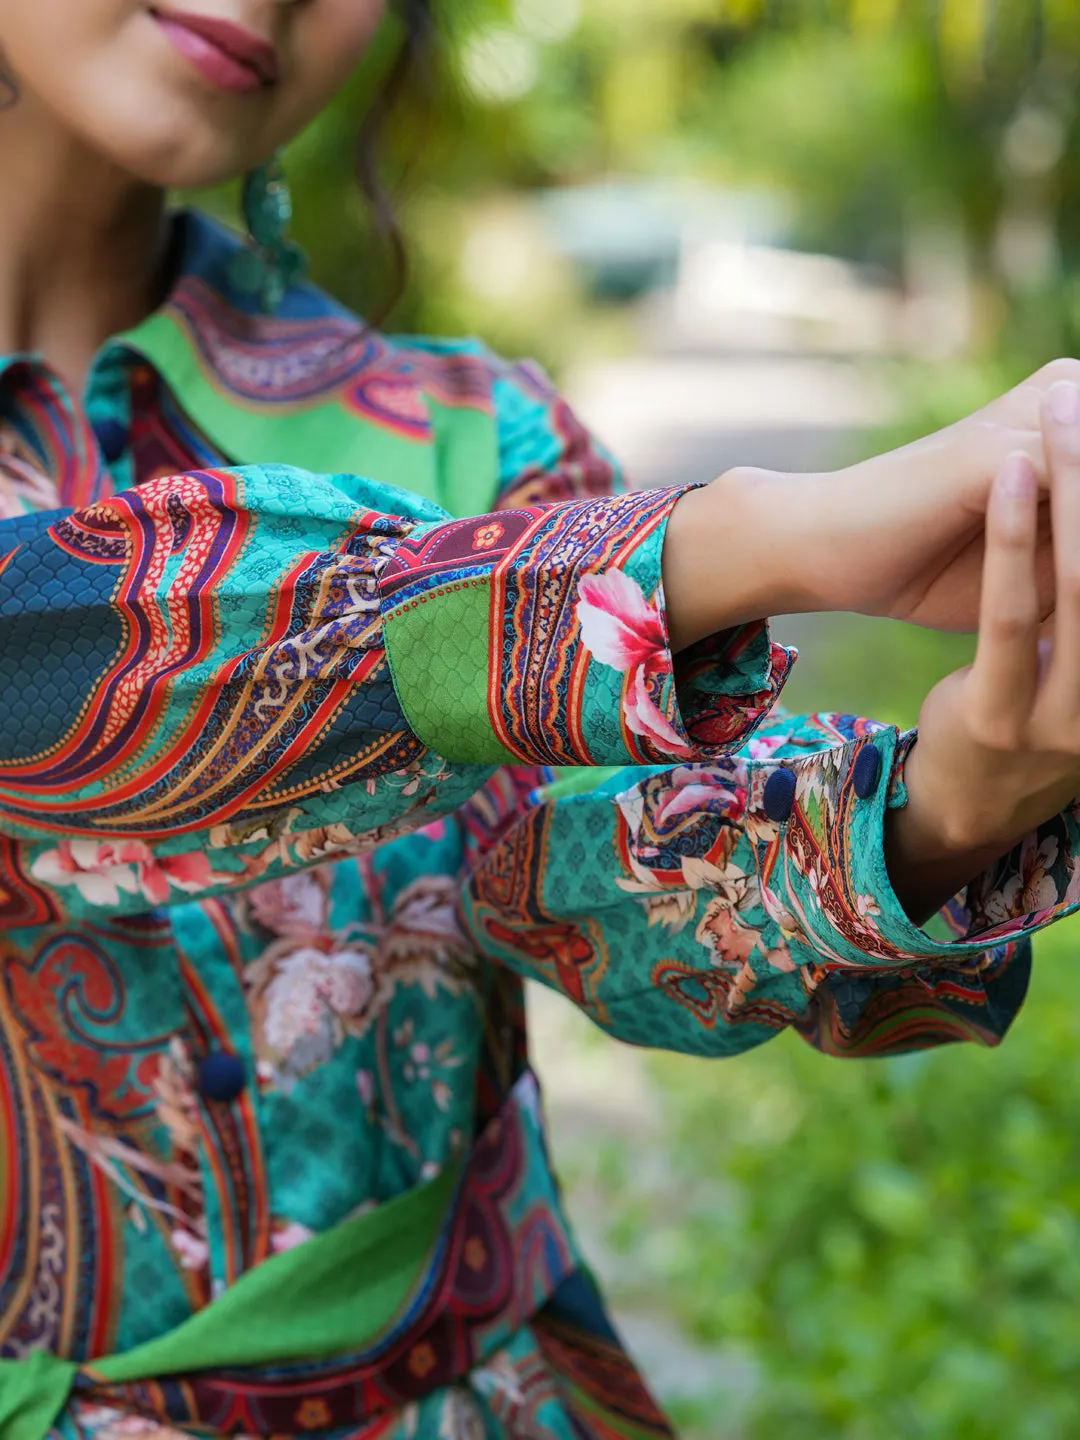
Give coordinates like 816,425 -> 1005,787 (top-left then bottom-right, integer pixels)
0,208 -> 1071,1440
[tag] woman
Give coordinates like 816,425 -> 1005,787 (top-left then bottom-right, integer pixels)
2,3 -> 1080,1436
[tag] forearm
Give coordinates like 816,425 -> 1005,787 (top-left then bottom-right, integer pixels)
884,795 -> 1015,926
885,735 -> 1080,926
663,475 -> 1011,922
662,470 -> 824,653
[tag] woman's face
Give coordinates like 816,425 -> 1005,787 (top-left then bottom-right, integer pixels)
0,0 -> 387,187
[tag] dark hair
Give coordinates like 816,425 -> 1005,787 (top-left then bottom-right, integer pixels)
355,0 -> 437,326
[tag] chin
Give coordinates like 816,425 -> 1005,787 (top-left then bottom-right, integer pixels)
124,143 -> 259,191
58,61 -> 278,190
90,110 -> 268,191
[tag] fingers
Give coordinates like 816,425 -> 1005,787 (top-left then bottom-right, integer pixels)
970,452 -> 1041,730
1041,380 -> 1080,717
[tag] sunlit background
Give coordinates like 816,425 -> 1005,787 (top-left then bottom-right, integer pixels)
219,4 -> 1080,1434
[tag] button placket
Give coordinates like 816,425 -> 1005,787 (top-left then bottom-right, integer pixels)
852,743 -> 883,800
93,415 -> 128,464
762,766 -> 797,823
195,1051 -> 248,1103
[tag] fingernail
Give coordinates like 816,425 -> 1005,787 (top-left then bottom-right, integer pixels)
1050,380 -> 1080,426
1000,453 -> 1035,496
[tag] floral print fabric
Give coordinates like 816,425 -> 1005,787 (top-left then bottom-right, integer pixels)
0,210 -> 1070,1440
464,723 -> 1033,1065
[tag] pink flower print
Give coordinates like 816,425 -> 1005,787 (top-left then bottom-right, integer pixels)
651,767 -> 746,829
410,1041 -> 432,1080
31,839 -> 141,907
654,782 -> 718,825
250,944 -> 378,1085
31,840 -> 224,909
1001,833 -> 1060,918
625,668 -> 693,754
748,733 -> 791,761
170,1227 -> 210,1272
577,569 -> 666,672
140,851 -> 224,905
248,871 -> 326,938
396,767 -> 423,797
376,875 -> 474,993
271,1219 -> 316,1255
1063,852 -> 1080,909
855,893 -> 882,931
576,569 -> 692,758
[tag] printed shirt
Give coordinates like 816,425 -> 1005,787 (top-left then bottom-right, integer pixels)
0,211 -> 1073,1440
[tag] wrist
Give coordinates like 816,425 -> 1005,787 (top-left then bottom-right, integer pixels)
662,468 -> 826,651
885,786 -> 1005,927
729,465 -> 855,617
887,740 -> 1020,924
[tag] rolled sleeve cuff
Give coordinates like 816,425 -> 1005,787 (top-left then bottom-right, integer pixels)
379,487 -> 794,767
752,725 -> 1030,965
750,725 -> 1035,1053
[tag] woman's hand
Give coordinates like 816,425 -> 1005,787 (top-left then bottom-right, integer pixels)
885,381 -> 1080,924
664,360 -> 1080,652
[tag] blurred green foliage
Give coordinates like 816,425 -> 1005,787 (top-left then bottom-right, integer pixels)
254,0 -> 1080,372
591,916 -> 1080,1439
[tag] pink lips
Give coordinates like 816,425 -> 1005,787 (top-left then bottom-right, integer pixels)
151,6 -> 279,94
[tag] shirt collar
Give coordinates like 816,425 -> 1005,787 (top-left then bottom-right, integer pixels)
0,210 -> 453,512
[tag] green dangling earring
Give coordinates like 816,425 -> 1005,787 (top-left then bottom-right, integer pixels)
229,152 -> 308,313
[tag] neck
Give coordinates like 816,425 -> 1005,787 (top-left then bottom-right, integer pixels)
0,92 -> 169,396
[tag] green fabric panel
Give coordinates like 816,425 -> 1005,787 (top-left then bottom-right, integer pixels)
98,1155 -> 455,1380
0,1354 -> 77,1440
121,312 -> 440,503
428,398 -> 500,519
383,580 -> 519,765
0,1161 -> 456,1440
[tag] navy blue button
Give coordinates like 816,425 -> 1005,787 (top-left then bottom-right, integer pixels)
93,417 -> 128,464
195,1051 -> 247,1103
763,766 -> 797,823
852,744 -> 883,800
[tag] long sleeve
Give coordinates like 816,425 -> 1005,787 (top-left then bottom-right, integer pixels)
458,708 -> 1062,1060
441,347 -> 1046,1058
0,463 -> 788,925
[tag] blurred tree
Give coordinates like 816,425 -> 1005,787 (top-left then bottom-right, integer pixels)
251,0 -> 1080,371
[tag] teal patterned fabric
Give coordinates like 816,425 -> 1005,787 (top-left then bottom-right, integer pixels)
0,210 -> 1071,1440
